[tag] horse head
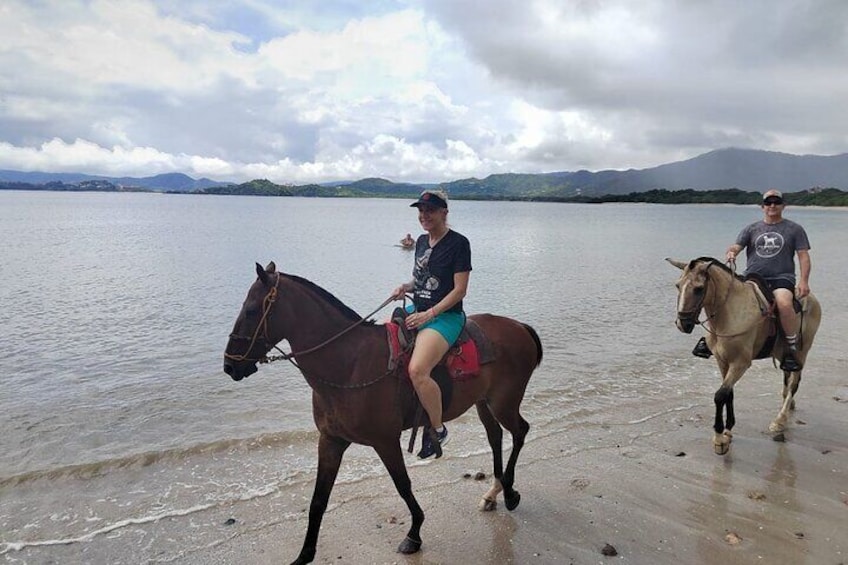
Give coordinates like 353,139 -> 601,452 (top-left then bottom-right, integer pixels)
667,257 -> 715,334
223,261 -> 281,381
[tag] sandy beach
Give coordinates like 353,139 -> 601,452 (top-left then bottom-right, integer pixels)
184,390 -> 846,565
14,363 -> 843,565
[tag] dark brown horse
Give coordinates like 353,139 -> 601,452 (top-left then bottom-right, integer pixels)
223,262 -> 543,565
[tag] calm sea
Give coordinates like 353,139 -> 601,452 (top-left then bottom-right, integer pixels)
1,191 -> 846,559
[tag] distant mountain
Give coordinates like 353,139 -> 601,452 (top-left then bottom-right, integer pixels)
584,148 -> 848,196
0,170 -> 226,191
4,148 -> 848,198
439,148 -> 848,198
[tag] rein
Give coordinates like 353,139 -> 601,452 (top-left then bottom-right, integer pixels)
225,272 -> 398,388
694,261 -> 772,339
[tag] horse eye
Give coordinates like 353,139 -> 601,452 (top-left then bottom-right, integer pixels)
693,287 -> 704,295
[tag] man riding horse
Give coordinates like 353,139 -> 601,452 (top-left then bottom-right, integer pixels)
693,189 -> 812,371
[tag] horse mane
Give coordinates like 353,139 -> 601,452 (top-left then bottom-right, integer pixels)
690,257 -> 743,281
283,273 -> 375,324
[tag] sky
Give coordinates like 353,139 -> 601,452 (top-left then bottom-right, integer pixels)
2,0 -> 847,184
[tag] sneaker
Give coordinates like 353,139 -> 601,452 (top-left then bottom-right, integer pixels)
780,352 -> 802,372
417,426 -> 449,459
692,337 -> 712,359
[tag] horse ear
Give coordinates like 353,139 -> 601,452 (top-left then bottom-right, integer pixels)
255,262 -> 270,285
266,261 -> 276,274
666,258 -> 687,270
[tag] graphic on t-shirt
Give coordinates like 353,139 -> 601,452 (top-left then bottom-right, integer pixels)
755,232 -> 784,258
414,248 -> 440,298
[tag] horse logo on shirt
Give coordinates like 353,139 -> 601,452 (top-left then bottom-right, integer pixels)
755,232 -> 784,258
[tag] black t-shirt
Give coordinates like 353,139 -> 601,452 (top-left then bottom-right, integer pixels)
412,229 -> 472,313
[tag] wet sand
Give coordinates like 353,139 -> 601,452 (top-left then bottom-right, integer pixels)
181,379 -> 847,564
7,370 -> 846,565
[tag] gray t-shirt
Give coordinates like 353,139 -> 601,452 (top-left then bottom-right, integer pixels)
736,219 -> 810,284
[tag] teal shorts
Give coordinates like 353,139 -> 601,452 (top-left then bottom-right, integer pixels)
405,304 -> 466,346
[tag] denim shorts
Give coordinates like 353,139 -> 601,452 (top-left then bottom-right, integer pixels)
405,304 -> 466,346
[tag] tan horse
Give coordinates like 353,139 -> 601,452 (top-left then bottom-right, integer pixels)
667,257 -> 821,455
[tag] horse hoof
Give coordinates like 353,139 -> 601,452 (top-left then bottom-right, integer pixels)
290,550 -> 316,565
478,498 -> 497,512
713,441 -> 730,455
397,536 -> 422,555
505,490 -> 521,511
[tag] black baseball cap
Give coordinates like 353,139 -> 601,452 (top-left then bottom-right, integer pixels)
410,191 -> 447,209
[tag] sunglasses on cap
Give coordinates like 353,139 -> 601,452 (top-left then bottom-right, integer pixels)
763,198 -> 784,206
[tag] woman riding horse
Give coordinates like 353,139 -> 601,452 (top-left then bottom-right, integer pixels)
392,189 -> 471,459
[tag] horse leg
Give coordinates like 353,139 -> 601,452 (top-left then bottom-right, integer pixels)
372,439 -> 425,555
293,433 -> 350,565
483,399 -> 530,511
782,370 -> 797,411
475,400 -> 504,512
770,369 -> 801,433
712,362 -> 746,455
713,385 -> 733,455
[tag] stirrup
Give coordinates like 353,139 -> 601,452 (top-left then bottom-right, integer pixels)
692,337 -> 712,359
780,353 -> 802,372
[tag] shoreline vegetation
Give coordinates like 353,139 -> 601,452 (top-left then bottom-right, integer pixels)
3,178 -> 848,206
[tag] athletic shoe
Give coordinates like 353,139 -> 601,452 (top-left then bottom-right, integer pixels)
417,426 -> 449,459
692,337 -> 712,358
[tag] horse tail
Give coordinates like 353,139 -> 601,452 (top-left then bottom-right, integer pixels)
521,323 -> 543,367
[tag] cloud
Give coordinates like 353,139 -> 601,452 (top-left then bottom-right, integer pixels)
1,0 -> 848,183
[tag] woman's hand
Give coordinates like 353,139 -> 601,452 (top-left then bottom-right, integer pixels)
392,285 -> 408,300
405,309 -> 436,329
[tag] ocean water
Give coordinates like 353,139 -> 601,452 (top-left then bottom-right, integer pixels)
1,191 -> 846,560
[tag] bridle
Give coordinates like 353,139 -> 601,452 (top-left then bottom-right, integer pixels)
225,272 -> 395,373
677,261 -> 725,327
225,272 -> 283,364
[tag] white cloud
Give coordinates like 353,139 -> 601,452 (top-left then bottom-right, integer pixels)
1,0 -> 848,183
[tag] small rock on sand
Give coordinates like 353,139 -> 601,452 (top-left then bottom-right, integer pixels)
747,491 -> 766,501
601,543 -> 618,556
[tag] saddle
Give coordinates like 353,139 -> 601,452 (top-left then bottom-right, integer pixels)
385,309 -> 495,379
